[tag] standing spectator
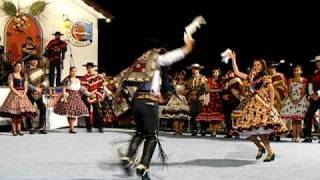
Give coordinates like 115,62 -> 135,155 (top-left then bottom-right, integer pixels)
196,68 -> 224,137
281,65 -> 309,142
302,56 -> 320,143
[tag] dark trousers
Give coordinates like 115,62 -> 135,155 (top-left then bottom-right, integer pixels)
223,102 -> 238,134
303,100 -> 320,138
190,100 -> 201,134
49,60 -> 61,87
126,99 -> 158,168
83,96 -> 104,130
26,92 -> 46,130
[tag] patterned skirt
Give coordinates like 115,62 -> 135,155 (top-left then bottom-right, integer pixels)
161,95 -> 191,120
0,90 -> 37,118
235,91 -> 288,135
54,90 -> 89,118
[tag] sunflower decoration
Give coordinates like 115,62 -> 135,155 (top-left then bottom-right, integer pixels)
1,0 -> 48,32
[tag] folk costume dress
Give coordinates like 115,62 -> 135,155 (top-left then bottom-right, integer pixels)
280,77 -> 309,121
54,78 -> 89,118
235,75 -> 288,135
162,82 -> 191,120
0,73 -> 37,118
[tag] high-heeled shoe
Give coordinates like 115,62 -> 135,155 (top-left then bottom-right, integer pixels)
256,147 -> 266,160
263,153 -> 275,162
12,131 -> 17,136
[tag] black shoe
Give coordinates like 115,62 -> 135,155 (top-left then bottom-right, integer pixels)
275,136 -> 281,142
201,132 -> 206,136
12,131 -> 17,136
17,131 -> 24,136
69,129 -> 77,134
87,129 -> 92,133
211,134 -> 216,137
191,132 -> 197,136
256,147 -> 266,160
263,153 -> 275,162
39,130 -> 47,134
302,138 -> 312,143
98,128 -> 104,133
29,129 -> 35,134
120,157 -> 133,176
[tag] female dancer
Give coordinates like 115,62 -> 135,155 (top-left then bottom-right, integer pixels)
54,67 -> 89,133
230,51 -> 288,162
0,62 -> 36,136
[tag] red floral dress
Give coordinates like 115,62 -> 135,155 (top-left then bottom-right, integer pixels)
196,77 -> 224,122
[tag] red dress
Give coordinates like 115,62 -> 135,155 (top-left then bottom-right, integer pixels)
196,77 -> 224,122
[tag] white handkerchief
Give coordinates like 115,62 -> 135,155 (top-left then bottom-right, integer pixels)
221,48 -> 231,64
184,15 -> 207,42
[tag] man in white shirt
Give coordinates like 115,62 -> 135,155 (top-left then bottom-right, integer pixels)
119,38 -> 194,180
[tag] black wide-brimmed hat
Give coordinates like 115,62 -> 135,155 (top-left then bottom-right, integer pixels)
52,31 -> 64,36
82,62 -> 97,67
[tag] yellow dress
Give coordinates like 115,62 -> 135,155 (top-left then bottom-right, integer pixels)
235,75 -> 288,135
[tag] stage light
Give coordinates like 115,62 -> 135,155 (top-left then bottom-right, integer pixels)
280,59 -> 285,63
106,18 -> 112,23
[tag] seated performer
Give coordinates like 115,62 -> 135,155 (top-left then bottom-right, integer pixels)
21,36 -> 37,68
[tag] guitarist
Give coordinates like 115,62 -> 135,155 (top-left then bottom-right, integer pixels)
25,55 -> 47,134
44,32 -> 67,87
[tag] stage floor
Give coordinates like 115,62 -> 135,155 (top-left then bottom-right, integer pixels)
0,128 -> 319,180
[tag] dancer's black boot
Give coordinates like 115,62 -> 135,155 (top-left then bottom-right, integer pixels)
120,133 -> 144,176
136,133 -> 157,180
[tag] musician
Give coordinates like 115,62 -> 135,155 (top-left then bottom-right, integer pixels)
44,32 -> 67,87
81,62 -> 105,133
21,36 -> 37,67
25,55 -> 47,134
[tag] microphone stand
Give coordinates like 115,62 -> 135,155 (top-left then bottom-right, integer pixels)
66,40 -> 75,68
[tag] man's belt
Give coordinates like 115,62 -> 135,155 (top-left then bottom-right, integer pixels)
135,92 -> 159,102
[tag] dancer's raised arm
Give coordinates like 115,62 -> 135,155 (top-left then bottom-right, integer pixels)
229,51 -> 248,80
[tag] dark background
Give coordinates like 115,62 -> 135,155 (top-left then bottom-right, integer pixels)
97,0 -> 320,78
